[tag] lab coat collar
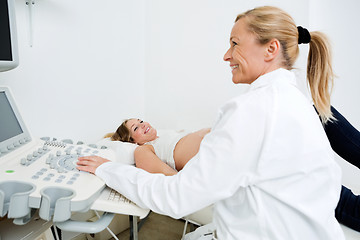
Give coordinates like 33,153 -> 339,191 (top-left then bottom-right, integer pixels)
249,68 -> 297,91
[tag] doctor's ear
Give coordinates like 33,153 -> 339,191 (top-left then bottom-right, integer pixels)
264,39 -> 280,62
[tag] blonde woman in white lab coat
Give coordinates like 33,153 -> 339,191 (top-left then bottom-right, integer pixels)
78,6 -> 344,240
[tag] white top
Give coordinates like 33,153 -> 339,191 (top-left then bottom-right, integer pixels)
96,68 -> 344,240
146,129 -> 189,170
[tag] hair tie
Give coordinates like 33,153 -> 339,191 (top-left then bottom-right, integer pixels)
297,26 -> 311,44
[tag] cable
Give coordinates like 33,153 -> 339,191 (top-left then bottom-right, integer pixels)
52,225 -> 60,240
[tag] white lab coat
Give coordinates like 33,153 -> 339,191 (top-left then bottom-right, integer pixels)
96,68 -> 344,240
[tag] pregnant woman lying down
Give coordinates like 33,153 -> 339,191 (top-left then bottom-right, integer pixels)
104,118 -> 211,176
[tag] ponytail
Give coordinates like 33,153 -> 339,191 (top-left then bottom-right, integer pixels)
307,31 -> 335,124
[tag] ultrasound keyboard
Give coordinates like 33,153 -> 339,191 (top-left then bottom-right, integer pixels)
0,137 -> 115,223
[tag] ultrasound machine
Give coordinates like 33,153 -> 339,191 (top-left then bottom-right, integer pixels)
0,86 -> 149,239
0,0 -> 149,239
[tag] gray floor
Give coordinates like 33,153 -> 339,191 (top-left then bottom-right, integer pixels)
114,214 -> 360,240
114,212 -> 190,240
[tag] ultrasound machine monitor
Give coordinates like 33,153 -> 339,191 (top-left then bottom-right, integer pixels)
0,86 -> 31,155
0,0 -> 19,72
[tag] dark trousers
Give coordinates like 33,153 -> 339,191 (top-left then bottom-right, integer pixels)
336,186 -> 360,231
322,106 -> 360,231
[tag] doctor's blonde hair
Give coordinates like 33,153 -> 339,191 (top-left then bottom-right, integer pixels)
236,6 -> 335,123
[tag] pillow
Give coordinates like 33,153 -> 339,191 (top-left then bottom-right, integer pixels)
96,138 -> 138,165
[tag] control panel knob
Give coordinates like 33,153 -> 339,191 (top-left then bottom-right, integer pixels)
20,158 -> 27,165
27,154 -> 33,160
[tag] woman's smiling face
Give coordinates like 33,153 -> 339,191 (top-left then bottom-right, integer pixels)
126,119 -> 157,145
223,18 -> 268,84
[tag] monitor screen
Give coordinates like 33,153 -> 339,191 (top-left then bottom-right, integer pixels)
0,0 -> 19,72
0,91 -> 23,142
0,0 -> 13,61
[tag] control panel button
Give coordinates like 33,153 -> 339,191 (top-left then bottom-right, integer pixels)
88,144 -> 97,148
0,147 -> 8,153
62,139 -> 74,144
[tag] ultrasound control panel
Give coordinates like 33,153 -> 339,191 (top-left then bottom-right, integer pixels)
0,137 -> 116,223
0,86 -> 117,224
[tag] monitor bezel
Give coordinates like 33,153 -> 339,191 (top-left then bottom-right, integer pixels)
0,0 -> 19,72
0,86 -> 31,152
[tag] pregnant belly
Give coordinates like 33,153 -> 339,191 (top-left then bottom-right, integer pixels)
173,128 -> 210,171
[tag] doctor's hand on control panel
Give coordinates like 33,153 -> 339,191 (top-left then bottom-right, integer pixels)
77,155 -> 110,174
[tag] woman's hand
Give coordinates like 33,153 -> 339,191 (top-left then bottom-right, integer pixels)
77,156 -> 110,174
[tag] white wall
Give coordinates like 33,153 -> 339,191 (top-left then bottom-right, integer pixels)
1,0 -> 310,138
0,0 -> 147,142
1,1 -> 359,187
309,0 -> 360,191
143,0 -> 310,131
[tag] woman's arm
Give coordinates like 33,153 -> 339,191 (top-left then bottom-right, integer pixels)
134,145 -> 177,176
77,145 -> 177,176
